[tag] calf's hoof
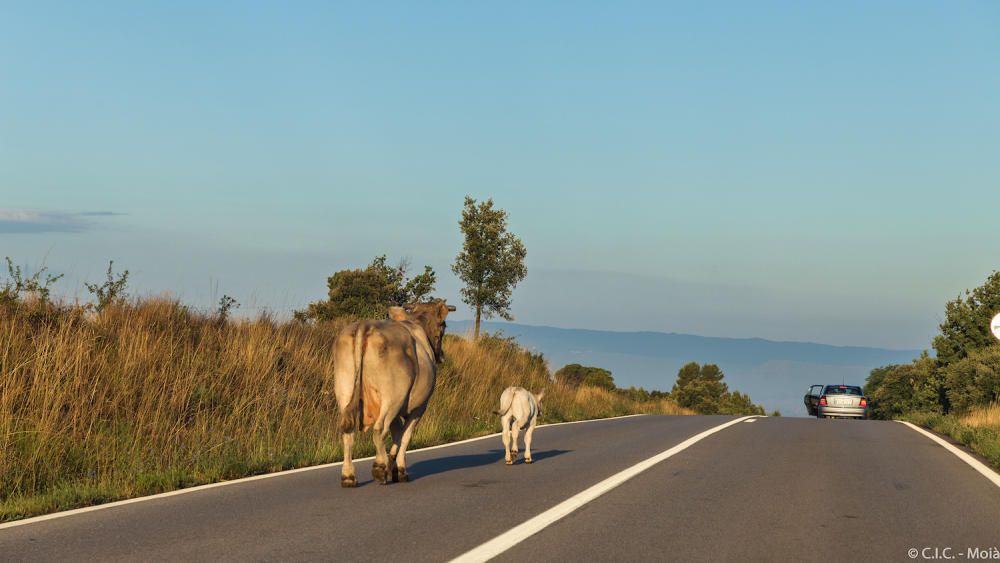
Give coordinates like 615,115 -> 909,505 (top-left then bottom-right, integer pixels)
505,459 -> 513,465
525,458 -> 533,464
341,475 -> 358,488
372,462 -> 388,484
397,468 -> 410,482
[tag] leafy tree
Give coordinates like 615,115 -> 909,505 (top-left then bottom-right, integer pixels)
295,255 -> 436,322
719,390 -> 766,416
85,260 -> 130,311
452,196 -> 527,339
668,362 -> 763,415
933,271 -> 1000,366
864,364 -> 895,399
865,354 -> 942,419
618,386 -> 650,401
943,345 -> 1000,414
555,363 -> 615,390
670,362 -> 729,414
864,272 -> 1000,419
615,386 -> 671,401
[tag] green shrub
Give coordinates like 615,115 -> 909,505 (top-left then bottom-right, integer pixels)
943,345 -> 1000,414
866,354 -> 942,419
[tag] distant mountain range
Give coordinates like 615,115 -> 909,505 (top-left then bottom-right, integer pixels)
449,321 -> 922,417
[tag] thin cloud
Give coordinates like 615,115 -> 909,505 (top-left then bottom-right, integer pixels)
0,209 -> 121,234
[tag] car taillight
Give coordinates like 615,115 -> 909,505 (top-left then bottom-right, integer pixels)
859,398 -> 867,407
819,396 -> 827,406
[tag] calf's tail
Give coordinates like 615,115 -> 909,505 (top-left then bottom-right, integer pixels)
493,390 -> 515,416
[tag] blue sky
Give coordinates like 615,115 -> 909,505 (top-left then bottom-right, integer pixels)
2,1 -> 998,349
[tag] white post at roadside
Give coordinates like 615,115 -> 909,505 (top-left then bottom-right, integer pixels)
991,312 -> 1000,342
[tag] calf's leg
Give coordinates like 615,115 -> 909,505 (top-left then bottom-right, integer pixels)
524,416 -> 537,464
501,414 -> 514,465
510,422 -> 521,461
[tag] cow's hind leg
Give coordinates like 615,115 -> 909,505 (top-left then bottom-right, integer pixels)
372,394 -> 407,485
388,416 -> 405,482
392,412 -> 423,482
371,416 -> 392,485
524,416 -> 537,464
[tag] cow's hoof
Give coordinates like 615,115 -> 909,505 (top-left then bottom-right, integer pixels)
398,468 -> 410,482
341,475 -> 358,488
525,458 -> 533,464
505,459 -> 513,465
372,463 -> 388,484
391,466 -> 399,483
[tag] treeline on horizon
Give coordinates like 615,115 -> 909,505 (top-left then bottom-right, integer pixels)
554,362 -> 767,416
864,271 -> 1000,467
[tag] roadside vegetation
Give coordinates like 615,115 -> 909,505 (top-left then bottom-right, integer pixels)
668,362 -> 766,416
0,246 -> 689,521
865,271 -> 1000,470
0,196 -> 773,520
552,361 -> 765,416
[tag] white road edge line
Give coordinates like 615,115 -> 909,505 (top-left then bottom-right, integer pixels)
896,420 -> 1000,489
0,413 -> 649,531
450,415 -> 759,563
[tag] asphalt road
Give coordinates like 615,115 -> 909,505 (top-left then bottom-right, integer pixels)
1,415 -> 997,562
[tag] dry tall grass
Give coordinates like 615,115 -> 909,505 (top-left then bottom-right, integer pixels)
962,400 -> 1000,429
0,298 -> 688,520
419,334 -> 688,446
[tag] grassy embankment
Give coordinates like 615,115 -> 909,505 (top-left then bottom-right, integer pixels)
903,401 -> 1000,470
0,298 -> 689,521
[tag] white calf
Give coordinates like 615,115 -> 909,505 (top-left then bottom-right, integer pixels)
495,386 -> 544,465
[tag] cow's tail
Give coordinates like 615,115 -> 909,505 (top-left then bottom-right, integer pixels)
492,389 -> 515,417
339,323 -> 369,434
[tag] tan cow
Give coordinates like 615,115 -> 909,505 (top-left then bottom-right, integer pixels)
332,301 -> 455,487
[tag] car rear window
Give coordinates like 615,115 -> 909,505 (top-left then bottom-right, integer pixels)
824,385 -> 862,395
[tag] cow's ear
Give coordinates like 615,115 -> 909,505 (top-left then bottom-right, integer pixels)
388,306 -> 407,321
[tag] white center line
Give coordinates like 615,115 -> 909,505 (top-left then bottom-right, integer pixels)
450,415 -> 759,562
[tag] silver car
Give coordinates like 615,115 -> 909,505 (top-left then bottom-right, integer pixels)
817,385 -> 869,419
